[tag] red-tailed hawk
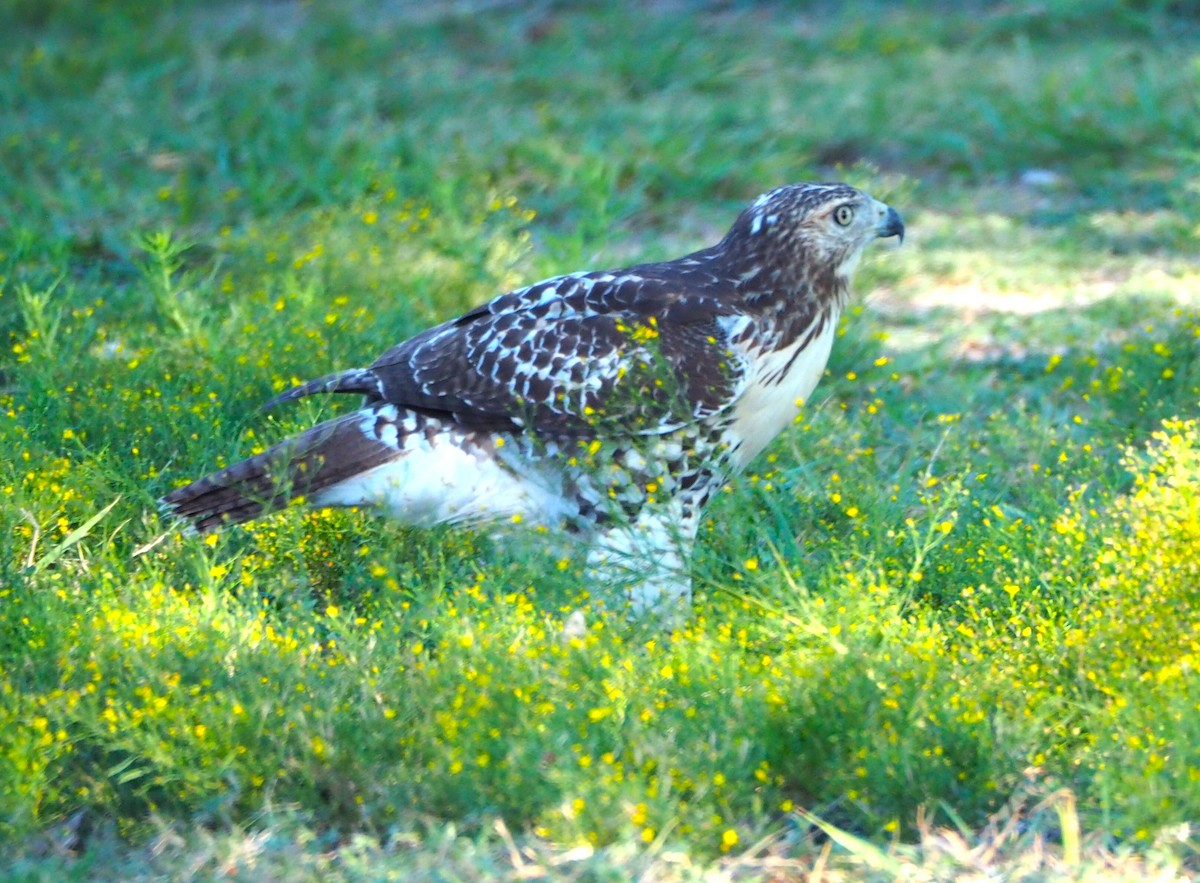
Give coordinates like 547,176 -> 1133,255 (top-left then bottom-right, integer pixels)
160,183 -> 903,620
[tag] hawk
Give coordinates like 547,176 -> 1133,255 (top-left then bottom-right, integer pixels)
160,183 -> 903,620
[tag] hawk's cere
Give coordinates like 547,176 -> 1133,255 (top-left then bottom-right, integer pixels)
160,183 -> 904,619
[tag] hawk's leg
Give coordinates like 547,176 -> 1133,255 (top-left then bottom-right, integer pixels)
586,498 -> 701,625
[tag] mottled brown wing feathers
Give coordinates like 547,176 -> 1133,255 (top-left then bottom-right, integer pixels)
267,267 -> 749,437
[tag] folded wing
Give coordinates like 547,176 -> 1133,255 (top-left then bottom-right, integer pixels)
268,265 -> 751,438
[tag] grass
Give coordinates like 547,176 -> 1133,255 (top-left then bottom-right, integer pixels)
2,0 -> 1200,877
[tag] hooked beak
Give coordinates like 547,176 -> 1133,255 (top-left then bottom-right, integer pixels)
877,205 -> 905,244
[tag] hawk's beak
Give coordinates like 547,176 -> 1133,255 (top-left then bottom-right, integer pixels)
877,206 -> 905,244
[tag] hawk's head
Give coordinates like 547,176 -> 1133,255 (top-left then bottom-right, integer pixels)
721,182 -> 904,301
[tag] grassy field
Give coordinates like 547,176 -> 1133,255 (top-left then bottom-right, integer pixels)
3,0 -> 1200,878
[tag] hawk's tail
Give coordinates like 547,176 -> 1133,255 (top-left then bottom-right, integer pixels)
158,405 -> 401,535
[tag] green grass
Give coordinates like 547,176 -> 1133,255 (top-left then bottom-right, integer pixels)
3,0 -> 1200,877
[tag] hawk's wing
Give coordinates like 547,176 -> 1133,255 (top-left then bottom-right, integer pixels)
268,266 -> 752,438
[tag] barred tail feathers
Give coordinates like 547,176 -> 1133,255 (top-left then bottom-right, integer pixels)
158,405 -> 402,534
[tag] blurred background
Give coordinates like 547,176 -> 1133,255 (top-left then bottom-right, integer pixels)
4,0 -> 1196,295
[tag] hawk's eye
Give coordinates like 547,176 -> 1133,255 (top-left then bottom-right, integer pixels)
833,205 -> 854,227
